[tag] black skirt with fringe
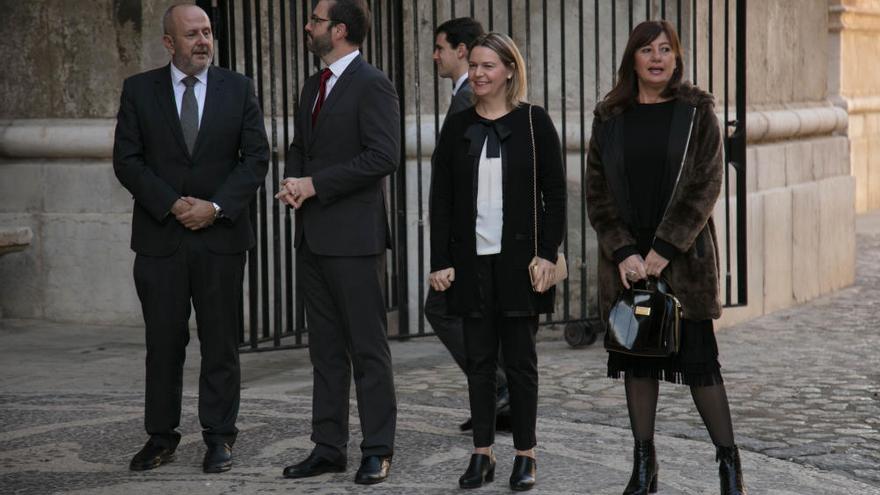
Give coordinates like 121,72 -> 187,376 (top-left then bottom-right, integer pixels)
607,318 -> 724,387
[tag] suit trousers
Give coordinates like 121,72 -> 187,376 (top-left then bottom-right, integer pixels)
298,239 -> 397,459
133,230 -> 244,448
424,287 -> 508,392
463,255 -> 539,451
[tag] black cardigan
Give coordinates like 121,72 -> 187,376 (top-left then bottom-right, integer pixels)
430,104 -> 566,315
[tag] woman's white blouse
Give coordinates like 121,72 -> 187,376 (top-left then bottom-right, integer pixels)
475,138 -> 504,255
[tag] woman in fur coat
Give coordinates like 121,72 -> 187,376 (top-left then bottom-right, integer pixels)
586,21 -> 746,495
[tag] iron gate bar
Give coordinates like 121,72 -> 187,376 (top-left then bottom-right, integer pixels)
692,0 -> 697,85
412,0 -> 425,338
628,0 -> 634,33
242,0 -> 260,350
724,0 -> 732,304
566,0 -> 584,318
559,0 -> 570,321
393,0 -> 409,336
279,0 -> 293,341
708,0 -> 713,93
734,0 -> 748,304
677,0 -> 682,36
267,0 -> 281,348
611,0 -> 616,87
594,0 -> 599,103
254,0 -> 270,343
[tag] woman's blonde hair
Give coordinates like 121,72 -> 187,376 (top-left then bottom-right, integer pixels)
469,32 -> 527,108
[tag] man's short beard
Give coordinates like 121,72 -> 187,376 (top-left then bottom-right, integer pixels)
307,33 -> 332,57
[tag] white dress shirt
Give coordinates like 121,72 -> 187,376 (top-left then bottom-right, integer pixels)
312,49 -> 360,111
475,138 -> 504,255
451,72 -> 469,96
170,63 -> 208,124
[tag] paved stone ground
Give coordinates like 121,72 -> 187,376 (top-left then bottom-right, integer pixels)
1,212 -> 879,494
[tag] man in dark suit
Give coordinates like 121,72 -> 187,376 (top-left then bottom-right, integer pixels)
428,17 -> 511,433
113,4 -> 269,474
275,0 -> 399,485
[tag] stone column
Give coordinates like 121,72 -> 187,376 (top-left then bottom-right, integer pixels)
828,0 -> 880,212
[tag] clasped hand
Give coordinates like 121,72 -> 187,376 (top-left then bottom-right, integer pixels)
275,177 -> 316,209
429,267 -> 455,292
172,197 -> 216,231
529,256 -> 557,293
617,249 -> 669,289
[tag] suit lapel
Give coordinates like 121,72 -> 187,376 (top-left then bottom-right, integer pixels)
311,55 -> 364,141
301,74 -> 320,145
154,64 -> 189,156
192,66 -> 224,157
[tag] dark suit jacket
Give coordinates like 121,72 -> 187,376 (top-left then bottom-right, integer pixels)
285,54 -> 400,256
113,65 -> 269,257
447,79 -> 474,118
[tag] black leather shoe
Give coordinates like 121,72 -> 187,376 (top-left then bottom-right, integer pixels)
203,443 -> 233,473
354,455 -> 391,485
623,439 -> 658,494
129,441 -> 176,471
716,445 -> 747,495
283,451 -> 346,479
459,453 -> 496,489
509,455 -> 536,491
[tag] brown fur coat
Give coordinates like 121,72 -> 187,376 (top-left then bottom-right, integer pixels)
586,83 -> 723,321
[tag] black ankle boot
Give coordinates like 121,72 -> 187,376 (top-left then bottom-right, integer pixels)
459,453 -> 495,489
509,455 -> 536,491
622,439 -> 658,495
716,445 -> 746,494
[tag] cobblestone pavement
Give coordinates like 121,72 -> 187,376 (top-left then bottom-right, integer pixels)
1,214 -> 879,494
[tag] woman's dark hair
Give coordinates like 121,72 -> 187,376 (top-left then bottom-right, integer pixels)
603,20 -> 684,114
328,0 -> 371,46
435,17 -> 485,49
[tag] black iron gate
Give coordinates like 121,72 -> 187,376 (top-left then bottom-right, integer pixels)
199,0 -> 747,352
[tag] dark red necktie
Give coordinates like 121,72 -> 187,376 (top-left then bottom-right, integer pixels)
311,68 -> 332,127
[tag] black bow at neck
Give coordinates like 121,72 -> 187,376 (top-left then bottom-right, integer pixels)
464,119 -> 512,158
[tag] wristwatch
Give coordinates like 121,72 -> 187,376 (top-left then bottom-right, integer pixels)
212,202 -> 222,219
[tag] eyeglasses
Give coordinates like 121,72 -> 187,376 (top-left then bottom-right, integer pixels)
309,14 -> 332,25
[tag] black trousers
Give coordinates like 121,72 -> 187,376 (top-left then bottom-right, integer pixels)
298,240 -> 397,459
424,287 -> 508,392
133,232 -> 244,448
463,256 -> 539,451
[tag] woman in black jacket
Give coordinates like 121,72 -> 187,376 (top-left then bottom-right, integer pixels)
586,21 -> 746,495
429,32 -> 566,491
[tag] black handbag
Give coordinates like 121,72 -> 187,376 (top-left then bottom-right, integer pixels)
606,278 -> 682,357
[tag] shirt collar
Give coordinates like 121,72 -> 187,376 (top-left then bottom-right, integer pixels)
452,73 -> 469,96
327,50 -> 360,78
170,62 -> 209,87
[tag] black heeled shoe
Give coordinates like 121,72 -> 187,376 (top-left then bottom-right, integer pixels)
716,445 -> 747,494
459,453 -> 495,489
509,455 -> 536,491
623,439 -> 658,494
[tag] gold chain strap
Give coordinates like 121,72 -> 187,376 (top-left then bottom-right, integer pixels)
528,104 -> 538,258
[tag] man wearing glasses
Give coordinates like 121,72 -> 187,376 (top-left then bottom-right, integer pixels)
276,0 -> 399,486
